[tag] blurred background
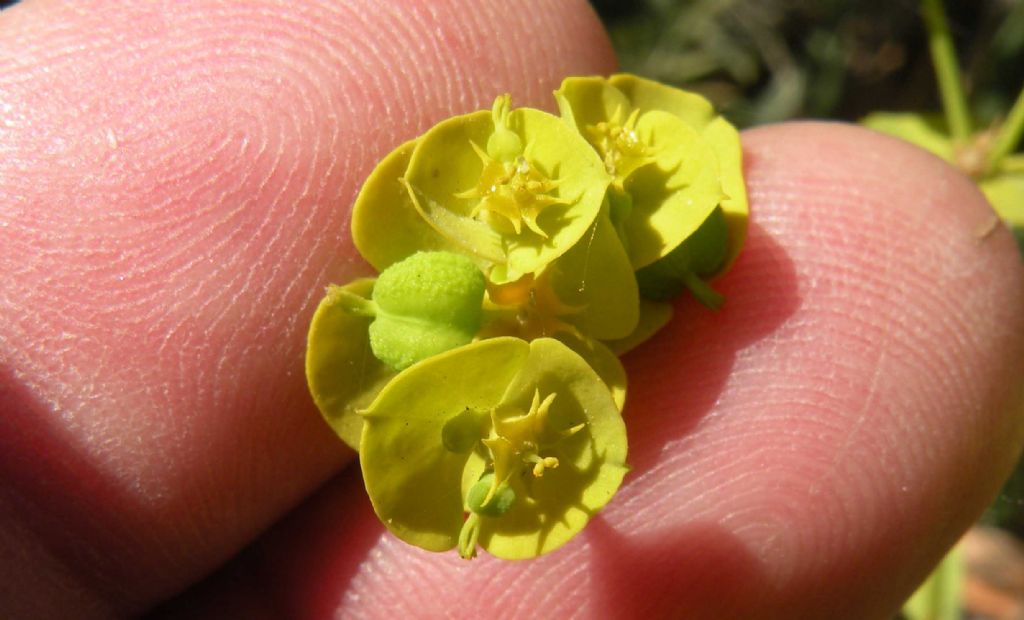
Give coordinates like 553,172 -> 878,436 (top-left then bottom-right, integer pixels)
592,1 -> 1024,617
592,0 -> 1023,128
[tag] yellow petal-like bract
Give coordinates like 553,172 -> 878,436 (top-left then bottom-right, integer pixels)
360,338 -> 628,559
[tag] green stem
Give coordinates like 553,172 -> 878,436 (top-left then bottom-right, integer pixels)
683,272 -> 724,310
921,0 -> 972,142
458,513 -> 481,560
987,87 -> 1024,174
901,545 -> 963,620
332,288 -> 377,317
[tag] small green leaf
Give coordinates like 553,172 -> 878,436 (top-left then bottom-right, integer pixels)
981,167 -> 1024,228
305,279 -> 395,450
861,112 -> 955,162
981,169 -> 1024,253
902,545 -> 963,620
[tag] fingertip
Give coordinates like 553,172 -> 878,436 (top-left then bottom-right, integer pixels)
0,0 -> 618,614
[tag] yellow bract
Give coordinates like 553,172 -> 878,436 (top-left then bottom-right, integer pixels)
305,279 -> 394,450
359,338 -> 628,560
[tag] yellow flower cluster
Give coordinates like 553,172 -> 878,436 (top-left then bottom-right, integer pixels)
305,74 -> 748,559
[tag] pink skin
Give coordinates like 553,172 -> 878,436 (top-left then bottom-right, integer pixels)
0,1 -> 1022,618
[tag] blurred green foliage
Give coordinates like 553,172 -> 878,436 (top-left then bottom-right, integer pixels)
594,0 -> 1024,128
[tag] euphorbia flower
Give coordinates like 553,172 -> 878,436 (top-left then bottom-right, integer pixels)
556,74 -> 749,307
359,337 -> 629,560
403,95 -> 612,283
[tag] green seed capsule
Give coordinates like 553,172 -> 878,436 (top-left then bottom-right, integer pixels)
635,206 -> 729,308
466,473 -> 517,517
368,251 -> 486,370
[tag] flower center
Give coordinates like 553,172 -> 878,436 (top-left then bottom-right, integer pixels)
483,390 -> 584,491
457,145 -> 564,238
586,107 -> 652,181
480,270 -> 583,340
457,388 -> 585,558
